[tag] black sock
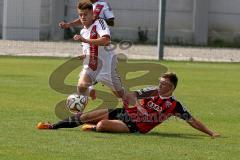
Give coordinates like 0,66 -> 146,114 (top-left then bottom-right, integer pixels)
52,114 -> 83,129
92,126 -> 97,132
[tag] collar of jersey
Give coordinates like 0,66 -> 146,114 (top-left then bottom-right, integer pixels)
157,90 -> 173,99
83,19 -> 97,29
159,95 -> 173,99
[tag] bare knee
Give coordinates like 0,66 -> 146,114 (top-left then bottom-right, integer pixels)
80,109 -> 109,124
80,113 -> 89,123
77,84 -> 88,95
112,89 -> 125,98
96,120 -> 108,132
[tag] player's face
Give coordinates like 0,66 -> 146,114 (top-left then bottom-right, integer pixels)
158,77 -> 174,96
78,9 -> 94,27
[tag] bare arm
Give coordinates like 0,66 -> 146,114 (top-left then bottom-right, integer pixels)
123,92 -> 138,106
187,116 -> 220,138
73,35 -> 110,46
59,19 -> 82,29
122,92 -> 149,115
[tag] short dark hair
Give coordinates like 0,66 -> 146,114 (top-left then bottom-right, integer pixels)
161,72 -> 178,89
78,0 -> 93,10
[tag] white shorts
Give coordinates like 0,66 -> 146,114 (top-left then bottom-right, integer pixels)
79,56 -> 123,92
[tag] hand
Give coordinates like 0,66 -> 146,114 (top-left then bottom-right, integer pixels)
123,93 -> 147,115
76,54 -> 86,60
73,34 -> 86,42
123,93 -> 137,106
211,132 -> 221,138
59,21 -> 70,29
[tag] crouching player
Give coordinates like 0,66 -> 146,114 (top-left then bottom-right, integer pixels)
37,72 -> 220,138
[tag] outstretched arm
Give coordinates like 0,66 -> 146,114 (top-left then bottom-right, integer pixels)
59,19 -> 82,29
187,116 -> 220,138
73,35 -> 110,46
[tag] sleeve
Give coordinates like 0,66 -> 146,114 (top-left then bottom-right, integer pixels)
174,101 -> 192,121
134,86 -> 159,99
96,19 -> 111,38
80,29 -> 84,36
103,2 -> 115,19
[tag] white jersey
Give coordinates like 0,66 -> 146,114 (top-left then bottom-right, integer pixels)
80,19 -> 122,91
93,0 -> 114,20
80,19 -> 115,72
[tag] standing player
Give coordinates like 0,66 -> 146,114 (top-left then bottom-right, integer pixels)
37,72 -> 220,138
59,0 -> 115,28
73,2 -> 125,99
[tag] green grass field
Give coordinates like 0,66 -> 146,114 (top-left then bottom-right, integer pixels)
0,56 -> 240,160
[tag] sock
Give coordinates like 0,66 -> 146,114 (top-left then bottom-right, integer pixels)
52,114 -> 83,129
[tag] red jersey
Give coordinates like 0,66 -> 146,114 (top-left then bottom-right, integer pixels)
125,87 -> 192,133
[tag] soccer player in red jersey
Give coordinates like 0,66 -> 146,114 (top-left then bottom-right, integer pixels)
38,72 -> 220,138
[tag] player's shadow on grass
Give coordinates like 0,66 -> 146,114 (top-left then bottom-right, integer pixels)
146,131 -> 226,139
145,131 -> 206,139
93,131 -> 208,139
65,129 -> 207,139
97,131 -> 206,139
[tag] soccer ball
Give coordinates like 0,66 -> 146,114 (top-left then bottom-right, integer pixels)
66,94 -> 88,113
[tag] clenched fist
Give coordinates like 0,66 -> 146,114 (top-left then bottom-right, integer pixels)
73,34 -> 87,43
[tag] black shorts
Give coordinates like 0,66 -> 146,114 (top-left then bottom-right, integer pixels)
108,108 -> 138,133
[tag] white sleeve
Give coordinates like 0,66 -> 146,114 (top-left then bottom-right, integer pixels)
96,19 -> 111,37
103,3 -> 114,19
80,29 -> 84,36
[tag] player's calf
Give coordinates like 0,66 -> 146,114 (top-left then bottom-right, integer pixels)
37,113 -> 83,130
77,84 -> 89,95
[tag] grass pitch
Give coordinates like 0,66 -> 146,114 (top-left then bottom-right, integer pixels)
0,56 -> 240,160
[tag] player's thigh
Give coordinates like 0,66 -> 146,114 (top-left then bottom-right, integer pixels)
97,73 -> 124,98
96,120 -> 130,133
80,109 -> 109,124
78,72 -> 92,87
111,89 -> 125,98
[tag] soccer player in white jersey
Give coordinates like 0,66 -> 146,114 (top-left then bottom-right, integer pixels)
59,0 -> 115,100
73,1 -> 125,100
59,0 -> 115,28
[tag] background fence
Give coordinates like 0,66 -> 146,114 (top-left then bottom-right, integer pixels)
0,0 -> 240,45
